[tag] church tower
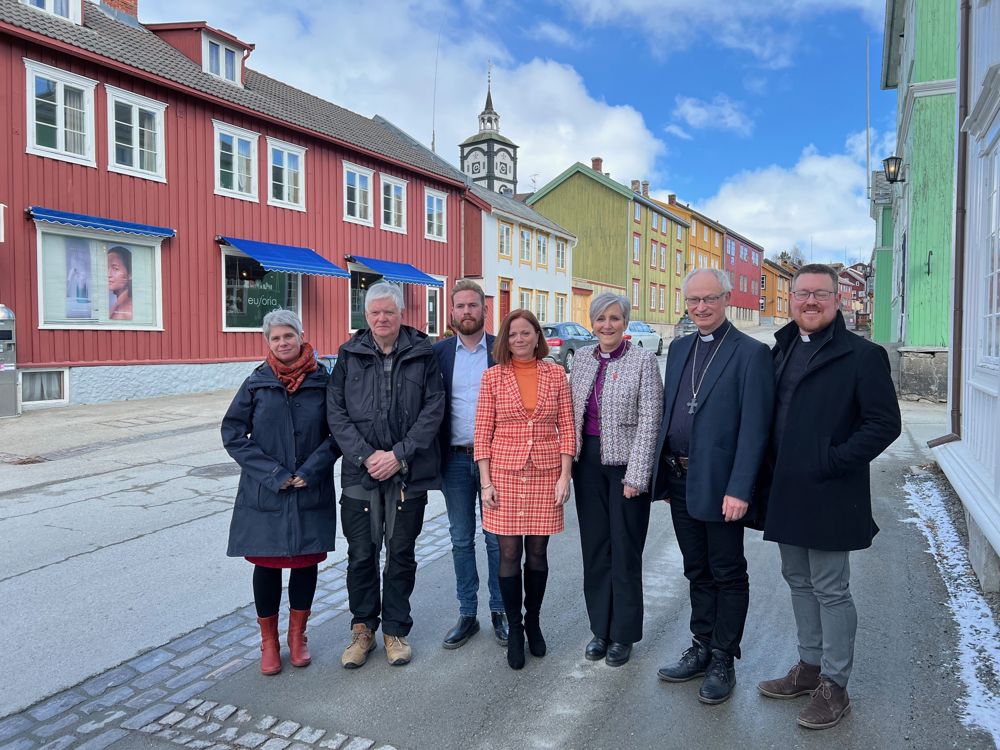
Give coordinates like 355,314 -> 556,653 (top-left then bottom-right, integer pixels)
459,72 -> 518,194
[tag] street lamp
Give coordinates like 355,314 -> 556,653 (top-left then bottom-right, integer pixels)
882,155 -> 905,183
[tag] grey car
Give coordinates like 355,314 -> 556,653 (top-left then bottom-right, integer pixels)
674,314 -> 699,338
542,322 -> 596,372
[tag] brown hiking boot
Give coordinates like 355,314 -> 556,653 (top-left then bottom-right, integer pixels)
758,660 -> 821,699
384,634 -> 412,666
797,677 -> 851,730
341,624 -> 376,669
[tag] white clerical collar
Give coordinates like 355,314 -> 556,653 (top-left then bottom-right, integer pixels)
699,333 -> 714,342
800,334 -> 811,342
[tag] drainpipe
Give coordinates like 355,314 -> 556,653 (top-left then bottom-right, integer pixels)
928,0 -> 970,449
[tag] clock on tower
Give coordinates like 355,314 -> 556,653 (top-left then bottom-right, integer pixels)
458,76 -> 518,195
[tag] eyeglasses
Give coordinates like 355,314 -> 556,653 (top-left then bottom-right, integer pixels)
791,289 -> 836,301
684,294 -> 725,306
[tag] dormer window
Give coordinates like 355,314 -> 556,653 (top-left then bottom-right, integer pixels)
20,0 -> 81,23
202,33 -> 241,85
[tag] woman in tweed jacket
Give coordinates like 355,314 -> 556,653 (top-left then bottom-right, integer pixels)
569,292 -> 663,667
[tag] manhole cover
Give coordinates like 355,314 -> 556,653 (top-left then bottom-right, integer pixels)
188,463 -> 241,479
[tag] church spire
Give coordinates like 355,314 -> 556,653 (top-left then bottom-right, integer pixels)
479,65 -> 499,133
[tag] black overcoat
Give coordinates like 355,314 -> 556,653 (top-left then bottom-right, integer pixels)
222,364 -> 340,557
758,313 -> 902,551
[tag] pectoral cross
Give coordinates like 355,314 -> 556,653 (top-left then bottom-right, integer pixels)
687,398 -> 697,414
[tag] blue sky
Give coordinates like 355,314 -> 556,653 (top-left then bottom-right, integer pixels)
141,0 -> 898,264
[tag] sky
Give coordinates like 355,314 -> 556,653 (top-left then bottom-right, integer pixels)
139,0 -> 899,265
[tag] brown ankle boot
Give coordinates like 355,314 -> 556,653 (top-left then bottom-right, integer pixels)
287,609 -> 311,668
797,677 -> 851,729
757,660 -> 821,699
257,615 -> 281,675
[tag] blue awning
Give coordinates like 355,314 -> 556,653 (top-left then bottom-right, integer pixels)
29,206 -> 175,238
349,255 -> 443,287
220,237 -> 349,278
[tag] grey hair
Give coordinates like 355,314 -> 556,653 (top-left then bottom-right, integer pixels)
589,292 -> 631,325
364,281 -> 405,312
681,268 -> 732,297
262,309 -> 303,340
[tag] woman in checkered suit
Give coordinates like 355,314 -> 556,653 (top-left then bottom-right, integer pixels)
474,309 -> 576,670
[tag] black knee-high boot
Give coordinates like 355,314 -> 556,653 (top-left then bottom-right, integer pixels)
523,568 -> 548,657
499,573 -> 525,669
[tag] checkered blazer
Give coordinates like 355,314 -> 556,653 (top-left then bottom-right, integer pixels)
474,360 -> 575,471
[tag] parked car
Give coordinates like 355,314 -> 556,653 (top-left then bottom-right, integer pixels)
673,314 -> 699,338
625,320 -> 663,355
542,322 -> 597,372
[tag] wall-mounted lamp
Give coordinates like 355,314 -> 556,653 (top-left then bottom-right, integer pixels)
882,155 -> 905,184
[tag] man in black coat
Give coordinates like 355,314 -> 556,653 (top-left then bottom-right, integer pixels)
755,264 -> 901,730
650,268 -> 774,705
327,281 -> 445,669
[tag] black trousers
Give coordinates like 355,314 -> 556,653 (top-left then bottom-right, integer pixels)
341,492 -> 426,637
666,473 -> 748,658
573,436 -> 651,645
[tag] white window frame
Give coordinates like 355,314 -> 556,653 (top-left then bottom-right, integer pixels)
555,239 -> 566,270
632,235 -> 640,263
267,138 -> 307,211
660,244 -> 667,271
649,283 -> 656,311
650,213 -> 658,231
379,173 -> 407,233
632,279 -> 640,308
690,219 -> 697,236
555,293 -> 567,321
20,368 -> 70,408
19,0 -> 80,23
519,288 -> 532,310
634,203 -> 641,222
213,120 -> 258,202
106,85 -> 167,183
536,290 -> 548,322
221,246 -> 302,333
761,274 -> 767,290
659,286 -> 665,312
202,33 -> 242,85
675,225 -> 681,241
35,223 -> 165,331
674,289 -> 681,314
343,160 -> 374,227
520,228 -> 532,263
426,280 -> 443,336
675,250 -> 682,275
499,222 -> 513,258
715,232 -> 720,247
24,59 -> 96,167
703,226 -> 709,241
424,187 -> 447,242
536,234 -> 548,266
650,239 -> 657,269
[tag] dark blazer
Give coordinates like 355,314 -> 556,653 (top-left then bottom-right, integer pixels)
433,332 -> 495,470
757,312 -> 901,551
222,364 -> 340,557
650,324 -> 774,523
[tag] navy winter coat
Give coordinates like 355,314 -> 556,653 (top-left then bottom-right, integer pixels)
222,364 -> 340,557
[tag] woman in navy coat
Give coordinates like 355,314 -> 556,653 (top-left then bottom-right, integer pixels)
222,309 -> 340,675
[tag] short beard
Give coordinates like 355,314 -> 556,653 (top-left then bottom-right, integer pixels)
453,316 -> 485,336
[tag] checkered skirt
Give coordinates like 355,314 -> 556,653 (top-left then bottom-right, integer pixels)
483,460 -> 564,536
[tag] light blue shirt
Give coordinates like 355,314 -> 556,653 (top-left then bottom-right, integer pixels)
450,331 -> 488,447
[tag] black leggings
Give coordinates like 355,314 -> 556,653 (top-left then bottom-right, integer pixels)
498,535 -> 549,577
252,565 -> 318,618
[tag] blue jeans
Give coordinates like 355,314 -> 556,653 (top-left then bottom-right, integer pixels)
442,451 -> 502,616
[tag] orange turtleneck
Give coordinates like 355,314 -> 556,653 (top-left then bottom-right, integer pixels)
511,357 -> 538,414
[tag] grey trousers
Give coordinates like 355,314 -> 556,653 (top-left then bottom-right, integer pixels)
778,544 -> 857,687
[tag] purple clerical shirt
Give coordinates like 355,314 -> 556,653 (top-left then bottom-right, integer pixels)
583,338 -> 630,436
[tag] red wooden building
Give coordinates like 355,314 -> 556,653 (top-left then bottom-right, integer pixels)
0,0 -> 487,405
722,229 -> 764,326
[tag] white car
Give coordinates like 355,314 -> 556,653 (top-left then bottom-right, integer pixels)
625,320 -> 663,355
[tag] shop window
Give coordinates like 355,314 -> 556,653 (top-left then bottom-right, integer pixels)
223,251 -> 299,331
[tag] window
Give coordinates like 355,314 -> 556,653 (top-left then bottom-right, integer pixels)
343,161 -> 373,225
425,188 -> 446,241
106,86 -> 166,182
752,251 -> 760,266
984,147 -> 1000,362
691,219 -> 697,236
650,239 -> 657,269
676,224 -> 682,241
536,235 -> 548,266
25,59 -> 96,166
715,232 -> 720,247
426,285 -> 440,336
21,369 -> 68,405
751,280 -> 758,295
213,121 -> 258,201
659,285 -> 665,312
348,268 -> 383,330
740,274 -> 748,292
536,291 -> 548,322
759,297 -> 766,311
520,229 -> 532,262
499,222 -> 513,258
224,249 -> 299,331
703,226 -> 709,242
761,274 -> 767,290
674,289 -> 681,313
634,203 -> 641,222
649,283 -> 656,311
651,213 -> 658,231
268,139 -> 307,210
20,0 -> 79,22
660,244 -> 667,271
555,239 -> 567,270
520,288 -> 532,310
379,173 -> 406,231
632,234 -> 640,263
37,226 -> 163,329
204,35 -> 241,84
555,293 -> 567,321
632,279 -> 640,308
675,250 -> 682,276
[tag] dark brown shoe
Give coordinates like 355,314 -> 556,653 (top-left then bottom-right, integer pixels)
758,660 -> 821,699
797,678 -> 851,730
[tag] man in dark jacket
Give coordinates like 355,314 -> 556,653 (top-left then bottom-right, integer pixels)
327,281 -> 445,669
650,268 -> 774,705
756,264 -> 901,730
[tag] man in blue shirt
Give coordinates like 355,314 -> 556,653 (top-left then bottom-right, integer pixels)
433,280 -> 507,648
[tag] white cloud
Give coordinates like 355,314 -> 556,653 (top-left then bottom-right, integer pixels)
696,131 -> 878,265
137,0 -> 663,191
672,94 -> 753,136
664,124 -> 693,140
525,20 -> 580,48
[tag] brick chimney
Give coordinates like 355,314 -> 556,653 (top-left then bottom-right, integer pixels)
104,0 -> 138,16
630,179 -> 641,193
641,180 -> 649,197
591,156 -> 603,173
668,194 -> 677,205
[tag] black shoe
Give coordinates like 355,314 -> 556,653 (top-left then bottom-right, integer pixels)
657,640 -> 711,682
491,611 -> 509,646
585,636 -> 608,661
507,625 -> 526,670
698,649 -> 736,704
605,642 -> 632,667
442,616 -> 479,650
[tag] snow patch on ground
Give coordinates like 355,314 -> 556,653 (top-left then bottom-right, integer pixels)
903,472 -> 1000,744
